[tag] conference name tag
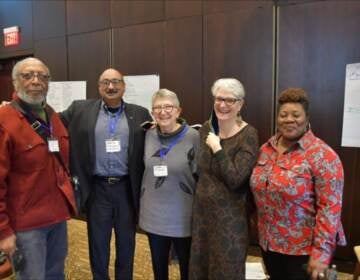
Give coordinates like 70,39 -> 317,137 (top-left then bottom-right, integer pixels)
153,165 -> 168,177
105,139 -> 121,153
48,138 -> 60,152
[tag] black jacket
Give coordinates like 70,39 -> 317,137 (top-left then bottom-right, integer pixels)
60,99 -> 152,218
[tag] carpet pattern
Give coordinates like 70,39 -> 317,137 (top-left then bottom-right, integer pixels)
66,219 -> 179,280
65,219 -> 353,280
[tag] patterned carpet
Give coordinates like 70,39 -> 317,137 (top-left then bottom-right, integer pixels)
65,219 -> 354,280
66,219 -> 180,280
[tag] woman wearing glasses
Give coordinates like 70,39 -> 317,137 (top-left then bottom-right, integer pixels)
189,78 -> 259,280
139,89 -> 200,280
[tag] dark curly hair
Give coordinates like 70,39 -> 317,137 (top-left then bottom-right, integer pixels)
278,88 -> 309,116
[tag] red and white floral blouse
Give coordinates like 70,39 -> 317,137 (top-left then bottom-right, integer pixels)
250,130 -> 346,264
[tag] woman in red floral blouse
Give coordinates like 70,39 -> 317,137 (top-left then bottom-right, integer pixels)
250,88 -> 346,280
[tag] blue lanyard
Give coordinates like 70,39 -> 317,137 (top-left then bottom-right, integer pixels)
108,105 -> 124,138
159,125 -> 189,160
25,108 -> 52,136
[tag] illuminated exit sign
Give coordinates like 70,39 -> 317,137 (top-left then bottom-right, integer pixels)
3,26 -> 20,47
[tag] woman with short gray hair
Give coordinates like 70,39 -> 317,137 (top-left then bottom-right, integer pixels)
139,89 -> 200,280
189,78 -> 259,280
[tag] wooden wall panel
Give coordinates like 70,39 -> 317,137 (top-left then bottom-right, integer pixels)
204,2 -> 274,145
278,1 -> 360,260
68,30 -> 111,99
165,0 -> 202,19
113,22 -> 164,77
204,0 -> 269,15
33,0 -> 66,40
34,37 -> 67,81
111,0 -> 164,27
164,16 -> 202,124
66,0 -> 110,35
0,59 -> 15,101
0,0 -> 33,58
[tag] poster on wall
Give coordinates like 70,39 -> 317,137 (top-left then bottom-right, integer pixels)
341,63 -> 360,147
47,81 -> 86,112
123,74 -> 159,113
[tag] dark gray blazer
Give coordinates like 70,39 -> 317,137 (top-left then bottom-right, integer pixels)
60,99 -> 152,218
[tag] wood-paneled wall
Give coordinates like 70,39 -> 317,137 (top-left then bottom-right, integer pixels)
0,0 -> 359,261
277,0 -> 360,260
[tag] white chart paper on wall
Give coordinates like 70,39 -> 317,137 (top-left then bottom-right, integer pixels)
341,63 -> 360,147
47,81 -> 87,112
123,74 -> 159,113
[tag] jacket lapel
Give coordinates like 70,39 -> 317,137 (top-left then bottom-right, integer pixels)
124,102 -> 134,159
88,99 -> 102,168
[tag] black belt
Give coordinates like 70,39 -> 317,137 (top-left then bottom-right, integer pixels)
94,175 -> 129,185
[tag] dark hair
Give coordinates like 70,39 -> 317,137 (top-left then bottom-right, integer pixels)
278,88 -> 309,116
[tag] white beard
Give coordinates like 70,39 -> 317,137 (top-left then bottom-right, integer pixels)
17,90 -> 46,105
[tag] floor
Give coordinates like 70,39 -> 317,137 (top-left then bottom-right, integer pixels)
65,219 -> 355,280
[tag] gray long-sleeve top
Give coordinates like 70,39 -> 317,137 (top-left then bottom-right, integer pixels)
139,120 -> 200,237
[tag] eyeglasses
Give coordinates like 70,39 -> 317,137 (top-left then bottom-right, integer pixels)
152,105 -> 176,114
214,96 -> 240,106
18,72 -> 51,82
99,79 -> 124,87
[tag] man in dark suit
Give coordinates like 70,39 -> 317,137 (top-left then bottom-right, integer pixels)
60,68 -> 152,280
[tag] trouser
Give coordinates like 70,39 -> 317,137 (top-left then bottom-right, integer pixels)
14,221 -> 68,280
147,232 -> 192,280
87,176 -> 136,280
261,249 -> 310,280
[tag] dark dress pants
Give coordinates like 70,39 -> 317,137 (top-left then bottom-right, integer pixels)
87,177 -> 136,280
261,249 -> 310,280
147,232 -> 192,280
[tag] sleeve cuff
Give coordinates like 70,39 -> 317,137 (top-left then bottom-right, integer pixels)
311,247 -> 332,265
213,149 -> 226,161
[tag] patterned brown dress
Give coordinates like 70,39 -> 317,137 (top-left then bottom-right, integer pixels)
189,121 -> 259,280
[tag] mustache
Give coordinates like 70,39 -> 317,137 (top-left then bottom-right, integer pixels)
106,89 -> 118,94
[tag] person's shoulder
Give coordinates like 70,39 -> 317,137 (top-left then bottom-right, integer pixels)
187,125 -> 200,137
0,103 -> 17,120
243,123 -> 258,135
0,103 -> 13,114
146,126 -> 157,136
313,137 -> 338,155
304,132 -> 341,161
72,98 -> 98,107
125,102 -> 148,113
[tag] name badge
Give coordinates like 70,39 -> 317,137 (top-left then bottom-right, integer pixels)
48,138 -> 60,152
105,139 -> 121,153
153,165 -> 168,177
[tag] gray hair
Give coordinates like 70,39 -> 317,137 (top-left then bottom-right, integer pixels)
211,78 -> 245,99
12,57 -> 50,81
152,88 -> 180,107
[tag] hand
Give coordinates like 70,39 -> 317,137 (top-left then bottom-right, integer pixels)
206,132 -> 222,153
0,234 -> 16,256
0,101 -> 10,107
307,256 -> 328,280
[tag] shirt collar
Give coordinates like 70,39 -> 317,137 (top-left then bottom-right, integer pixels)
101,100 -> 125,114
267,129 -> 315,151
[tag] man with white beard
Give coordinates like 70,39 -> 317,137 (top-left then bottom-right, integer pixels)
0,57 -> 77,280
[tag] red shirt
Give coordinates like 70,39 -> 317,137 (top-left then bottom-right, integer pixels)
250,130 -> 346,264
